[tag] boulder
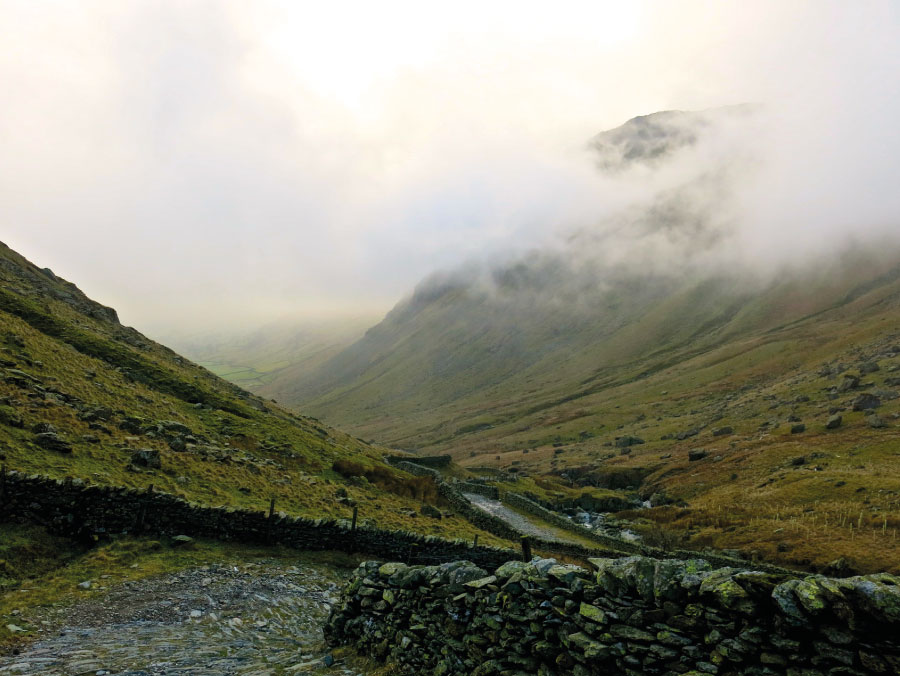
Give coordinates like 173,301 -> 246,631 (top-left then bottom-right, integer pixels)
131,448 -> 161,469
867,415 -> 887,429
615,435 -> 645,448
160,420 -> 192,435
118,416 -> 144,434
826,414 -> 842,429
420,503 -> 442,519
33,432 -> 72,453
859,361 -> 880,374
688,449 -> 708,462
837,375 -> 860,392
677,428 -> 700,441
852,393 -> 881,411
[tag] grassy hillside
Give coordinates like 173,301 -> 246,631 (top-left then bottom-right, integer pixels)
0,241 -> 508,546
278,248 -> 900,447
239,245 -> 900,573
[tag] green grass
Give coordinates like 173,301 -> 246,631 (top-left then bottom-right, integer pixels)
0,242 -> 513,550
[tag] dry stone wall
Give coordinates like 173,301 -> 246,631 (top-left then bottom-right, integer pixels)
384,454 -> 452,469
502,491 -> 788,574
457,481 -> 500,500
504,491 -> 644,554
390,460 -> 788,573
0,470 -> 518,568
390,461 -> 627,562
325,555 -> 900,676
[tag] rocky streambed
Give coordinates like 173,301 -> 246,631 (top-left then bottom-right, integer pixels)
0,561 -> 369,676
566,510 -> 641,543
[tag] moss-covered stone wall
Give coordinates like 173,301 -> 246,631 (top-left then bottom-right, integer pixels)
325,555 -> 900,675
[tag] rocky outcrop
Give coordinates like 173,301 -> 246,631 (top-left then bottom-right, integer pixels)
325,556 -> 900,675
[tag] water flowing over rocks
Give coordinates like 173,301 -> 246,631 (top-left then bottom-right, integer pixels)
0,562 -> 369,676
325,555 -> 900,675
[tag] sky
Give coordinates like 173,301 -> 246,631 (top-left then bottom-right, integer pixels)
1,1 -> 899,336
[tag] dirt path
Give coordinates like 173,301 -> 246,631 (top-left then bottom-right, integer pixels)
462,493 -> 594,548
0,561 -> 368,676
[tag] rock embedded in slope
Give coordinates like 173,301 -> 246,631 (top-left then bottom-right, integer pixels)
859,361 -> 880,374
419,504 -> 442,519
837,375 -> 860,392
614,435 -> 645,448
130,447 -> 161,469
33,432 -> 72,453
867,415 -> 887,429
852,393 -> 881,411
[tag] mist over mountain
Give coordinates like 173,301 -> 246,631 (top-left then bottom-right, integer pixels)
227,106 -> 900,456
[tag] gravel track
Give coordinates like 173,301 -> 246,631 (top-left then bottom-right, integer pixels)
462,493 -> 591,547
0,561 -> 368,676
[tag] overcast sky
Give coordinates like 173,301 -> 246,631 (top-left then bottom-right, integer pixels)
1,1 -> 899,335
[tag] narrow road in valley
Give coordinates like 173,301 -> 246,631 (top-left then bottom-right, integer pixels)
462,493 -> 593,548
0,562 -> 369,676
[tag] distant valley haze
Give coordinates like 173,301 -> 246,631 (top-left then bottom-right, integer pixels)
2,0 -> 899,343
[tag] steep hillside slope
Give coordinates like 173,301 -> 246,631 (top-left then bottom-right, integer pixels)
277,246 -> 900,447
270,245 -> 900,572
0,241 -> 504,544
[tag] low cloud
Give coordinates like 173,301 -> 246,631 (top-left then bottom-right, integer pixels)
0,1 -> 898,334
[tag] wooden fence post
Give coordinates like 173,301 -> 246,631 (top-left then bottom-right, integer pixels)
351,505 -> 358,531
268,497 -> 276,519
136,483 -> 153,534
521,536 -> 532,562
473,534 -> 479,548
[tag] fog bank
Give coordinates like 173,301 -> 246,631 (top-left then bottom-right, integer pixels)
0,1 -> 898,334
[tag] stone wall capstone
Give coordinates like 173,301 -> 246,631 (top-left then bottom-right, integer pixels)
325,555 -> 900,675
